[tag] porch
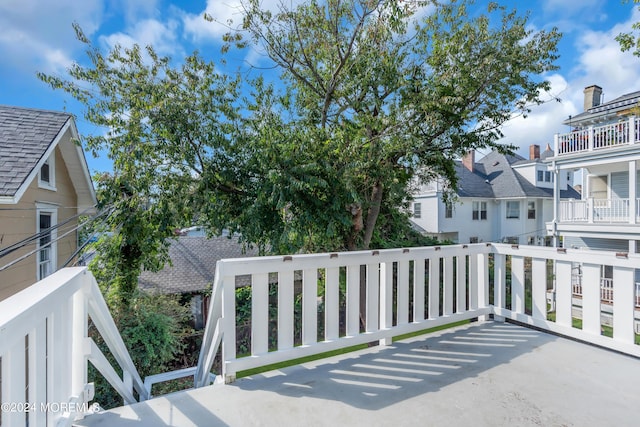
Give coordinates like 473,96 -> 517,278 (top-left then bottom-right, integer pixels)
76,321 -> 640,427
559,198 -> 640,224
555,116 -> 640,156
2,243 -> 640,426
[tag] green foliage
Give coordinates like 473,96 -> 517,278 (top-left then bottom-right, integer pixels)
616,0 -> 640,56
89,291 -> 195,408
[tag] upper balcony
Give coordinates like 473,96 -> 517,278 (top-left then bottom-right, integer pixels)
3,244 -> 640,426
552,117 -> 640,167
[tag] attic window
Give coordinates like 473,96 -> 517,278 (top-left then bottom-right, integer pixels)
38,154 -> 56,190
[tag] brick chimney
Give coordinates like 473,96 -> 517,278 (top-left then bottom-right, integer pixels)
583,85 -> 603,111
529,144 -> 540,160
462,150 -> 474,172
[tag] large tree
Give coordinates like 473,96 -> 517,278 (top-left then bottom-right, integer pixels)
41,0 -> 561,271
220,0 -> 561,251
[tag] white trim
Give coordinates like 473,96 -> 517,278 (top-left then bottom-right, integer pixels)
0,120 -> 70,204
37,152 -> 56,191
36,202 -> 58,281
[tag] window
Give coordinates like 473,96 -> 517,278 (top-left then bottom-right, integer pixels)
413,202 -> 421,219
469,237 -> 479,244
472,201 -> 487,220
38,154 -> 55,190
445,202 -> 453,218
506,201 -> 520,219
527,201 -> 536,219
537,170 -> 544,182
504,236 -> 519,244
37,205 -> 57,280
544,171 -> 553,182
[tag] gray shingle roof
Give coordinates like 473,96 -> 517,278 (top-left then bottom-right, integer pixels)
0,105 -> 71,197
456,150 -> 580,199
138,235 -> 261,294
566,89 -> 640,125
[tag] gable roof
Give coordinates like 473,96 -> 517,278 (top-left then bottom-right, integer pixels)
138,235 -> 261,294
0,105 -> 96,210
456,150 -> 581,200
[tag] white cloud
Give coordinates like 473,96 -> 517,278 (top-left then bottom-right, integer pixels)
99,18 -> 182,58
0,0 -> 103,74
498,5 -> 640,159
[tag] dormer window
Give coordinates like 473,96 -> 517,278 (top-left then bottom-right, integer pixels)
38,154 -> 55,190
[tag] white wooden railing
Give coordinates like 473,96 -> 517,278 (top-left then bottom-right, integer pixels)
556,116 -> 639,156
195,244 -> 640,385
571,276 -> 629,306
559,198 -> 636,223
3,245 -> 640,424
0,268 -> 148,427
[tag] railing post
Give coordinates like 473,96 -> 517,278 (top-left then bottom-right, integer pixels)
629,116 -> 635,144
443,257 -> 454,315
630,160 -> 637,224
278,270 -> 295,349
588,198 -> 594,223
222,274 -> 237,383
71,279 -> 89,414
456,254 -> 467,312
588,125 -> 594,151
302,268 -> 319,345
554,133 -> 559,155
346,265 -> 360,336
413,258 -> 425,323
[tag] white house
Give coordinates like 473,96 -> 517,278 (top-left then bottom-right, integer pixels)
412,146 -> 579,245
546,84 -> 640,324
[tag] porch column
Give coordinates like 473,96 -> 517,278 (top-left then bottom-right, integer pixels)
552,167 -> 560,247
630,160 -> 637,225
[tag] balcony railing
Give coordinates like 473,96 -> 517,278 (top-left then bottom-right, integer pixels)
559,198 -> 640,223
2,244 -> 640,424
572,276 -> 627,306
556,117 -> 639,156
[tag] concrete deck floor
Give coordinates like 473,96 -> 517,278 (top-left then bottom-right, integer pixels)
76,321 -> 640,427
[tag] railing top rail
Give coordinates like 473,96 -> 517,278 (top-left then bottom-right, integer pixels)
0,267 -> 87,337
216,244 -> 493,277
491,243 -> 640,268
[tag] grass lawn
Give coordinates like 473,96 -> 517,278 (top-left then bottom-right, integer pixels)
547,312 -> 640,345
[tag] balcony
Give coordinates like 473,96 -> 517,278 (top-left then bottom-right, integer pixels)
2,244 -> 640,426
559,198 -> 640,224
556,117 -> 640,156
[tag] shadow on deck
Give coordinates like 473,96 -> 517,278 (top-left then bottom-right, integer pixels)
76,321 -> 640,427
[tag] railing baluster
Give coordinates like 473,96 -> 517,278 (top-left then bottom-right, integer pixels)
251,273 -> 269,354
613,267 -> 635,344
531,258 -> 547,320
413,258 -> 425,322
581,264 -> 602,335
302,269 -> 318,346
443,257 -> 454,315
555,260 -> 573,327
456,254 -> 467,313
379,261 -> 394,345
346,265 -> 360,337
494,254 -> 506,314
278,271 -> 295,350
28,319 -> 47,427
2,335 -> 27,426
366,263 -> 380,332
428,257 -> 440,319
397,260 -> 410,325
325,267 -> 340,341
511,256 -> 525,314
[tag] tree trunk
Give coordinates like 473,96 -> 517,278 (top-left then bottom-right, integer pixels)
362,181 -> 383,250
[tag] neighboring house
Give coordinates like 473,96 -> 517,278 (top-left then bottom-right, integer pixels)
546,84 -> 640,329
412,146 -> 580,244
138,235 -> 259,329
0,106 -> 96,301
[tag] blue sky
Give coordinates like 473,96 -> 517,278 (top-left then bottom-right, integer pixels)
1,0 -> 640,174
